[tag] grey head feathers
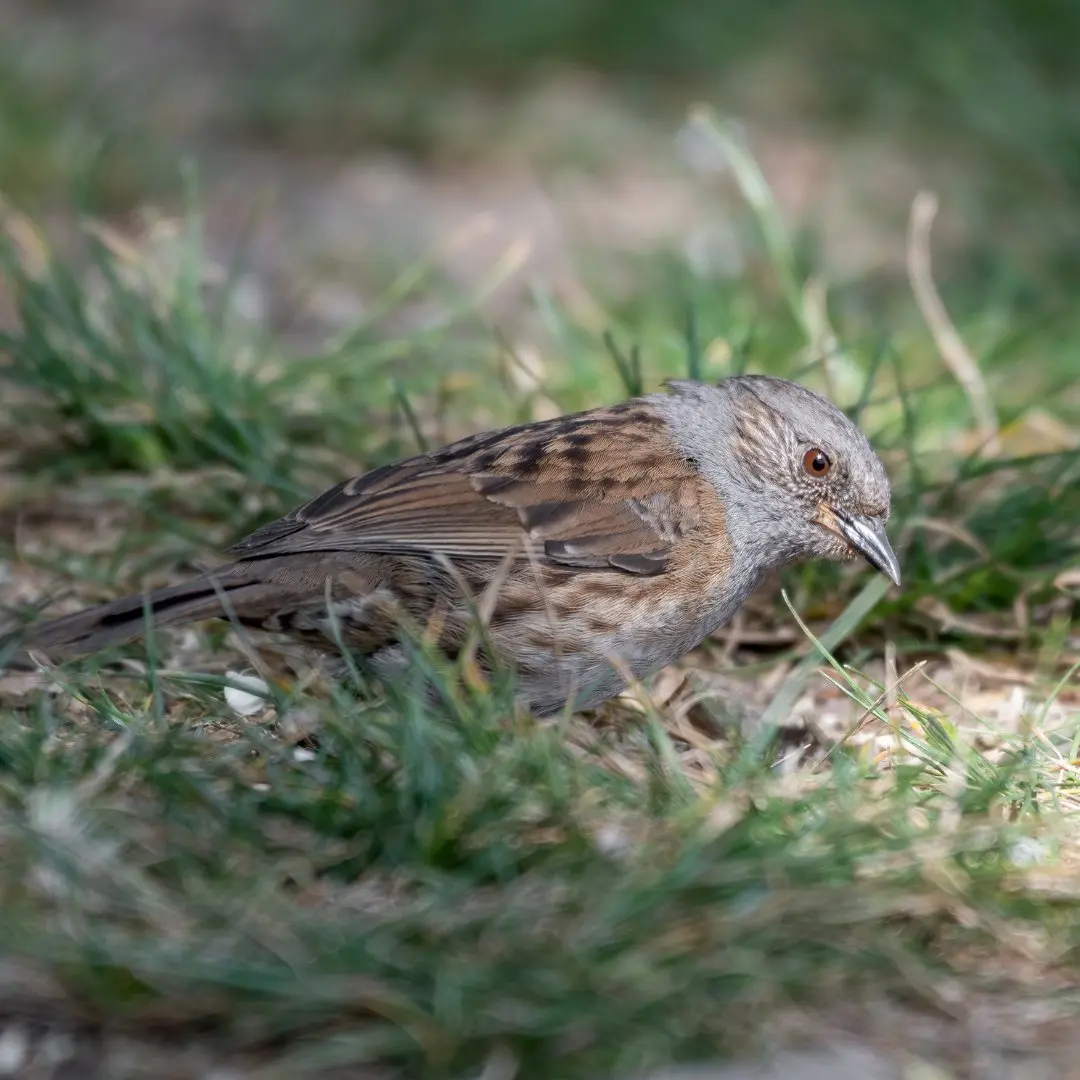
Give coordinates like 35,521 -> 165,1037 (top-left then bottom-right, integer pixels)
650,375 -> 898,589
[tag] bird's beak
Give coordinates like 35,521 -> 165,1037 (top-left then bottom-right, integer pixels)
815,504 -> 901,587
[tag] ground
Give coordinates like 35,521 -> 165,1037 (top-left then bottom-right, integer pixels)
0,3 -> 1079,1077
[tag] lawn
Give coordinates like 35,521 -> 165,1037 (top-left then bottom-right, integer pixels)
1,9 -> 1079,1078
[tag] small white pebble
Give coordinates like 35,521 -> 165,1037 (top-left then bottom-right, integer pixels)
594,824 -> 632,858
292,748 -> 317,763
223,671 -> 270,717
0,1026 -> 29,1076
1010,836 -> 1050,867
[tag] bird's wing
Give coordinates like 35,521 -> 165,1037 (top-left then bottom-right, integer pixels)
228,401 -> 705,576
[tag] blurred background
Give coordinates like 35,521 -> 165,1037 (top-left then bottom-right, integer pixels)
5,0 -> 1080,342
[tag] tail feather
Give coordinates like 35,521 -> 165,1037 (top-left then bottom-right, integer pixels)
11,571 -> 271,661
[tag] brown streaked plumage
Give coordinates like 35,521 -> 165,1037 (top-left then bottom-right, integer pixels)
7,376 -> 901,715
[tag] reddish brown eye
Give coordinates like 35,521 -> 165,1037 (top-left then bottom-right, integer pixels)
802,448 -> 832,477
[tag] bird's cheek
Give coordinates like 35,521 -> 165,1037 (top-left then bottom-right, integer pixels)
813,527 -> 852,561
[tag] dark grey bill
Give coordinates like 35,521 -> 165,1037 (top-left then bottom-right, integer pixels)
832,508 -> 901,587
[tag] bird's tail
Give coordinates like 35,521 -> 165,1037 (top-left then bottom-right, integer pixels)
7,570 -> 273,662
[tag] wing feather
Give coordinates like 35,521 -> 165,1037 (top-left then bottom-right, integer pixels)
228,403 -> 703,576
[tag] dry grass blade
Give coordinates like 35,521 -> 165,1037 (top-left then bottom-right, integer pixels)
758,574 -> 893,730
906,191 -> 1001,455
815,659 -> 929,766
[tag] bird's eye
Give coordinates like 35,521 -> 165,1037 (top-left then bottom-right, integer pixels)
802,448 -> 832,477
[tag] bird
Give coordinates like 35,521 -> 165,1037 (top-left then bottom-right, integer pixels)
8,375 -> 900,716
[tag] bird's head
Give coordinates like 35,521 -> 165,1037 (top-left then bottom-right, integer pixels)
661,374 -> 900,586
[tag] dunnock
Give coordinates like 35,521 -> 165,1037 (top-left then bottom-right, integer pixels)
12,376 -> 900,715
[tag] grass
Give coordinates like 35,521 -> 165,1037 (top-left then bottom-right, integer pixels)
0,129 -> 1079,1077
0,27 -> 160,212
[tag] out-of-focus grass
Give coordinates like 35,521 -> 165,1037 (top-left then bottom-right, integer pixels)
0,654 -> 1076,1078
234,0 -> 1080,185
5,0 -> 1080,264
0,32 -> 158,211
